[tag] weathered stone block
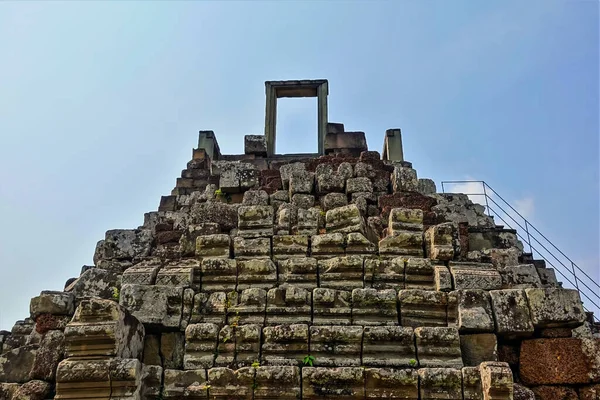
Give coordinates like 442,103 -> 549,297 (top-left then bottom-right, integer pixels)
450,262 -> 502,290
237,205 -> 274,238
289,171 -> 315,195
30,291 -> 74,319
141,364 -> 163,400
362,326 -> 416,367
418,368 -> 462,400
415,327 -> 463,368
120,284 -> 184,329
425,223 -> 455,261
364,258 -> 405,290
272,235 -> 309,259
190,292 -> 229,326
233,236 -> 271,259
311,233 -> 345,257
294,207 -> 319,235
346,177 -> 373,194
317,172 -> 345,194
242,189 -> 269,205
351,288 -> 398,325
12,380 -> 51,400
0,345 -> 37,383
309,325 -> 363,366
254,366 -> 301,400
278,257 -> 317,288
321,192 -> 348,211
418,178 -> 437,195
525,288 -> 586,329
155,260 -> 198,287
64,268 -> 120,302
64,298 -> 144,359
365,368 -> 418,399
500,264 -> 542,288
234,324 -> 261,367
392,166 -> 418,192
302,367 -> 365,399
162,369 -> 208,399
313,288 -> 352,325
55,358 -> 111,399
462,366 -> 483,400
266,285 -> 311,325
531,386 -> 579,400
434,265 -> 453,291
345,232 -> 376,254
379,233 -> 424,258
460,334 -> 498,367
196,234 -> 230,258
122,261 -> 161,285
262,324 -> 309,366
319,256 -> 364,291
183,323 -> 218,369
102,229 -> 153,260
536,267 -> 559,287
291,193 -> 315,209
200,258 -> 236,292
244,134 -> 267,155
29,329 -> 65,381
480,361 -> 513,400
455,290 -> 495,333
215,325 -> 235,367
228,288 -> 267,325
389,208 -> 423,234
207,367 -> 254,399
326,204 -> 365,234
489,289 -> 534,337
280,163 -> 306,190
237,259 -> 277,291
399,289 -> 448,327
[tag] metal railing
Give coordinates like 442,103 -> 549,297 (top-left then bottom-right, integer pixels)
441,180 -> 600,322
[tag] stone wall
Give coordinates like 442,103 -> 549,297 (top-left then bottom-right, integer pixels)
0,129 -> 598,400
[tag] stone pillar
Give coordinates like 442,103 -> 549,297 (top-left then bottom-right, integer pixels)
383,128 -> 404,161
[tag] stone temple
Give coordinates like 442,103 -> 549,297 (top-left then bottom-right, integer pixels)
0,79 -> 598,399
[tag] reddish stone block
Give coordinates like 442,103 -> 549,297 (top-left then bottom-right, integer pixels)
580,385 -> 600,400
531,386 -> 578,400
520,338 -> 590,385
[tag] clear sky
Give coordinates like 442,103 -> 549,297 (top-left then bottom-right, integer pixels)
0,1 -> 598,330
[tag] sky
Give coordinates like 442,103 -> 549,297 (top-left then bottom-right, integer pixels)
0,1 -> 598,330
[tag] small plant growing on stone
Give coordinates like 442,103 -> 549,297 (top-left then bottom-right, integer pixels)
303,354 -> 315,367
111,287 -> 120,302
251,360 -> 260,369
409,358 -> 417,367
252,382 -> 259,390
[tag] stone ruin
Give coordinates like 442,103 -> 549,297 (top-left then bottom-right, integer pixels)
0,79 -> 598,400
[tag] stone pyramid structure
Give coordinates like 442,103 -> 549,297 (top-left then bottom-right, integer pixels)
0,79 -> 598,400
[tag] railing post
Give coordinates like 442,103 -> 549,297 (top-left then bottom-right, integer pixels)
482,182 -> 492,218
524,220 -> 534,257
571,261 -> 581,292
441,182 -> 445,193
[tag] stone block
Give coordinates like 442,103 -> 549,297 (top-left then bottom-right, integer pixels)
122,261 -> 161,285
30,291 -> 74,319
237,205 -> 274,238
345,232 -> 376,255
64,268 -> 121,303
318,256 -> 364,291
531,386 -> 579,400
278,257 -> 317,288
379,232 -> 424,258
254,366 -> 301,400
415,327 -> 463,368
418,178 -> 437,195
196,234 -> 230,258
215,325 -> 235,367
64,298 -> 144,359
233,236 -> 271,259
418,368 -> 463,400
489,289 -> 534,337
351,288 -> 398,325
237,259 -> 277,291
389,208 -> 423,234
12,380 -> 51,400
455,290 -> 495,333
29,329 -> 65,381
291,193 -> 315,209
289,171 -> 315,195
244,134 -> 267,155
580,385 -> 600,400
102,229 -> 153,260
309,325 -> 363,366
313,288 -> 352,325
346,177 -> 373,194
0,345 -> 37,383
449,262 -> 502,290
480,361 -> 513,400
462,366 -> 483,400
399,289 -> 448,327
311,232 -> 345,257
200,258 -> 237,292
55,358 -> 111,398
162,369 -> 208,399
262,324 -> 309,366
392,166 -> 418,192
525,288 -> 586,329
143,335 -> 161,365
207,367 -> 254,399
365,368 -> 419,399
425,223 -> 456,261
520,338 -> 594,385
294,207 -> 319,235
234,324 -> 261,367
317,172 -> 345,194
460,334 -> 498,366
362,326 -> 416,367
280,163 -> 306,190
326,204 -> 365,234
189,292 -> 229,326
435,266 -> 453,291
302,367 -> 365,399
364,258 -> 405,290
536,267 -> 559,287
183,323 -> 218,369
500,264 -> 542,288
228,288 -> 267,325
120,284 -> 184,329
141,365 -> 164,400
321,192 -> 348,211
155,260 -> 198,287
272,235 -> 309,259
242,189 -> 269,205
266,285 -> 311,325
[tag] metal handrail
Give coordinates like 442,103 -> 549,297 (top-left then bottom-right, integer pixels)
441,180 -> 600,322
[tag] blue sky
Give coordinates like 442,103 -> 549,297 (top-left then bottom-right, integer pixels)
0,1 -> 598,329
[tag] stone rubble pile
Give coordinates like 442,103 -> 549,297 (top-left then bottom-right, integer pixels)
0,126 -> 598,400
